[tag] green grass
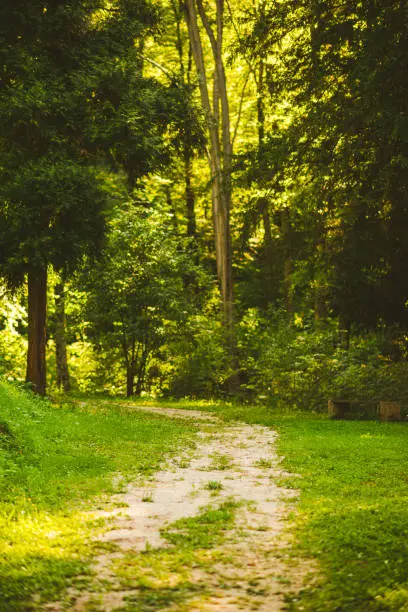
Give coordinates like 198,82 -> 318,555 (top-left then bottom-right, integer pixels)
3,386 -> 408,610
208,452 -> 233,471
205,480 -> 223,491
254,458 -> 274,469
276,418 -> 408,611
0,382 -> 197,610
129,398 -> 408,611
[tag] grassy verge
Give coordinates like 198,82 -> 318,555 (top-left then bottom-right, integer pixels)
276,417 -> 408,611
107,396 -> 408,611
0,383 -> 197,610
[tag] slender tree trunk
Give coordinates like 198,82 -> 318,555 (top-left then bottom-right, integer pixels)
256,56 -> 275,304
54,280 -> 71,392
198,0 -> 234,329
172,3 -> 198,240
185,154 -> 197,238
185,0 -> 237,390
261,198 -> 274,303
283,256 -> 293,316
135,343 -> 149,397
185,0 -> 224,271
314,240 -> 328,324
26,267 -> 47,395
281,209 -> 293,317
257,56 -> 265,146
126,362 -> 135,397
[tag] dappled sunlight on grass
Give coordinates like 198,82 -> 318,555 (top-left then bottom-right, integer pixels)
0,382 -> 198,609
252,418 -> 408,611
0,503 -> 97,609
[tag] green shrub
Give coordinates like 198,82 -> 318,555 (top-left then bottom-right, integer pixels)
237,309 -> 408,411
163,312 -> 228,399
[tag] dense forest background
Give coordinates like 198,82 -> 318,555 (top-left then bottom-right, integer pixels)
0,0 -> 407,409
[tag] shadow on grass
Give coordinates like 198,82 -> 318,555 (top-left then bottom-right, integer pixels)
123,583 -> 206,612
0,554 -> 90,612
0,383 -> 199,609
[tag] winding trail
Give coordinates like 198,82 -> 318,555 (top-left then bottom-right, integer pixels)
49,406 -> 313,611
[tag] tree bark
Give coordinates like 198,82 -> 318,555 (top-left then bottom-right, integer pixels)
261,198 -> 274,304
172,3 -> 198,240
256,56 -> 275,304
54,280 -> 71,392
185,153 -> 197,238
135,343 -> 149,397
184,0 -> 237,390
314,240 -> 327,324
26,267 -> 47,395
126,362 -> 135,397
281,208 -> 293,317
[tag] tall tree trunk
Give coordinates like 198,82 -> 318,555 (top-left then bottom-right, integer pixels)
281,209 -> 293,317
256,54 -> 274,304
172,2 -> 198,240
185,0 -> 237,390
314,240 -> 328,325
257,56 -> 265,146
135,343 -> 149,397
54,280 -> 71,392
185,154 -> 197,239
126,362 -> 135,397
26,267 -> 47,395
261,198 -> 274,304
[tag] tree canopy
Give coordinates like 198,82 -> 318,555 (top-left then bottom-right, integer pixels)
0,0 -> 407,402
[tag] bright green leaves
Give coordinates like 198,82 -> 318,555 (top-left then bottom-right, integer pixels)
81,202 -> 204,394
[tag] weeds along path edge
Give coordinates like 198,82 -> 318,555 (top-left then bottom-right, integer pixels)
48,404 -> 315,611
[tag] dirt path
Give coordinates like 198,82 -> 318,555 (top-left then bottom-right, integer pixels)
49,407 -> 313,611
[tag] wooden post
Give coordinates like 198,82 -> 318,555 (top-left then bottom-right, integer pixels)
379,401 -> 401,422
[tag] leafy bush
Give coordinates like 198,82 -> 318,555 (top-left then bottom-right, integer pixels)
237,309 -> 408,411
163,311 -> 228,399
